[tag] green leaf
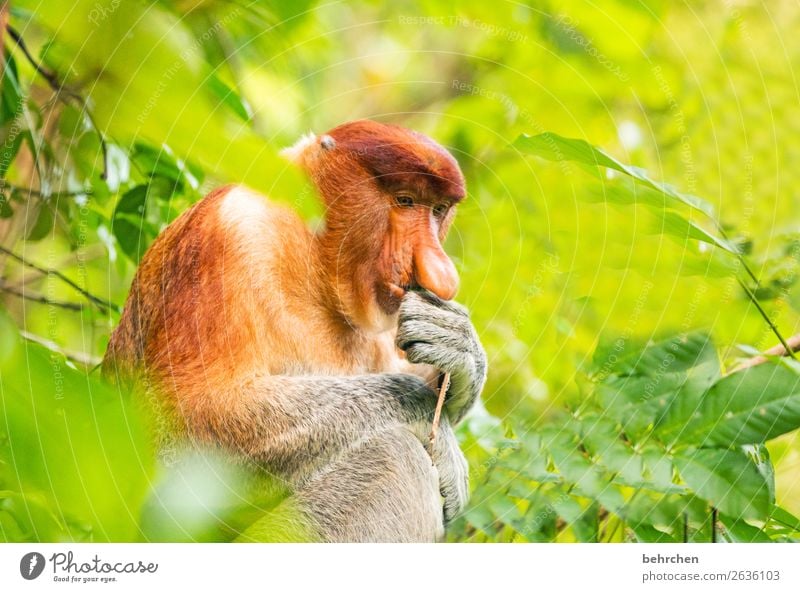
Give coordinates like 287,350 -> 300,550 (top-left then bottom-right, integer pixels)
0,308 -> 19,363
116,185 -> 148,215
513,132 -> 716,217
594,333 -> 719,437
592,332 -> 719,380
1,52 -> 23,124
112,216 -> 149,263
463,505 -> 501,537
673,448 -> 771,521
719,515 -> 772,542
550,494 -> 597,542
112,185 -> 158,262
624,492 -> 708,532
25,204 -> 54,241
546,437 -> 624,512
744,444 -> 776,503
140,450 -> 288,542
767,506 -> 800,538
207,74 -> 253,123
0,338 -> 154,541
0,130 -> 24,178
648,210 -> 738,254
666,363 -> 800,446
131,143 -> 200,191
631,524 -> 679,543
502,433 -> 561,483
0,193 -> 12,218
578,415 -> 648,488
641,445 -> 683,494
513,498 -> 557,542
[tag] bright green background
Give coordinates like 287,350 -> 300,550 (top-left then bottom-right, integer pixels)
2,0 -> 800,542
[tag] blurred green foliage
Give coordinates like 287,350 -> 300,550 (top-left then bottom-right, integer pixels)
2,0 -> 800,542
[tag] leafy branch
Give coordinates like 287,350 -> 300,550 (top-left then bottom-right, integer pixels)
453,333 -> 800,543
5,24 -> 109,180
0,179 -> 92,199
0,245 -> 119,313
513,132 -> 797,360
0,280 -> 84,311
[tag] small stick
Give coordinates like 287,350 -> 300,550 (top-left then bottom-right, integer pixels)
427,371 -> 451,453
730,332 -> 800,373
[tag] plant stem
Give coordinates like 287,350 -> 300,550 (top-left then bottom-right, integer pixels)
713,223 -> 796,359
711,507 -> 717,543
0,245 -> 118,312
6,25 -> 109,179
736,277 -> 797,360
427,372 -> 451,454
0,282 -> 84,311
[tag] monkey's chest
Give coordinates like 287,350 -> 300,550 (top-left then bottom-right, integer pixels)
259,318 -> 402,376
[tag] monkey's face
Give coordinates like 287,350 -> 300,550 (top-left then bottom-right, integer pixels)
331,122 -> 465,312
289,120 -> 465,328
375,189 -> 460,313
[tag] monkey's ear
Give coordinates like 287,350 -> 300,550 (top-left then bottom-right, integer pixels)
280,132 -> 319,167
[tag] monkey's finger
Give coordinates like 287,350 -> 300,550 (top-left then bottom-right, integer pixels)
399,297 -> 470,334
404,289 -> 469,317
440,464 -> 469,524
404,342 -> 473,377
396,320 -> 467,352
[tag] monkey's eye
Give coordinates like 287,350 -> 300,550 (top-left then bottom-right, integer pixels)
432,203 -> 449,217
395,194 -> 415,208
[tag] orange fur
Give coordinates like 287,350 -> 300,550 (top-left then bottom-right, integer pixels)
105,121 -> 466,431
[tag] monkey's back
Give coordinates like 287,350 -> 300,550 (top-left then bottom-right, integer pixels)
103,185 -> 317,402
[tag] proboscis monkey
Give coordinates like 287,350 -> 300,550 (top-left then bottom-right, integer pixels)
103,120 -> 487,542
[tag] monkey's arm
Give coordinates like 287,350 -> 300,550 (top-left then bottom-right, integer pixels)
193,373 -> 437,480
396,291 -> 487,424
192,371 -> 469,522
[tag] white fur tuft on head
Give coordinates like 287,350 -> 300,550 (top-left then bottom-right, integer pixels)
280,132 -> 318,165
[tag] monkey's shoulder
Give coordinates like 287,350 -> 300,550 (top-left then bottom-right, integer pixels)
213,184 -> 308,239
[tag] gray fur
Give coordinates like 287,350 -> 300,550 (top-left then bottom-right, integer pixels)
396,291 -> 488,423
189,293 -> 485,542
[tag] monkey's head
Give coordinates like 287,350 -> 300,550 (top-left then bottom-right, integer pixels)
284,120 -> 465,331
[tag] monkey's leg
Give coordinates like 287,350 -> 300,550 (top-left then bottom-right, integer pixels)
294,427 -> 444,542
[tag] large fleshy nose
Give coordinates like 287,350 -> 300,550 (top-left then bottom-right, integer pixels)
413,237 -> 459,300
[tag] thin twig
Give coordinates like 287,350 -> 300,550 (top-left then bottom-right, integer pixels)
0,281 -> 84,311
683,513 -> 689,543
0,245 -> 118,312
735,277 -> 797,361
730,333 -> 800,372
20,329 -> 101,368
714,222 -> 797,360
5,25 -> 64,91
711,507 -> 717,543
0,179 -> 92,199
6,24 -> 109,179
427,372 -> 451,454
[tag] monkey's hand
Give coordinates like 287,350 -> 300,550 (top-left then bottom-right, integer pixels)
397,290 -> 487,424
427,417 -> 469,524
